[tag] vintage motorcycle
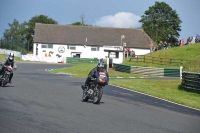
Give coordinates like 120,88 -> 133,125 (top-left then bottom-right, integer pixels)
0,65 -> 13,87
82,71 -> 108,104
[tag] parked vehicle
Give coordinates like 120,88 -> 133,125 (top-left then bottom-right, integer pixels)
0,65 -> 13,87
82,71 -> 108,104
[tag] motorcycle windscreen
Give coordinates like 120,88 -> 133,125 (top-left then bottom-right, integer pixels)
96,72 -> 107,84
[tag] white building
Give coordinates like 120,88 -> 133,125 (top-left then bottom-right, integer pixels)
31,23 -> 153,63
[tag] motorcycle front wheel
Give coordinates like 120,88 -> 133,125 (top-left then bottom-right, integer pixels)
2,74 -> 9,87
93,87 -> 103,104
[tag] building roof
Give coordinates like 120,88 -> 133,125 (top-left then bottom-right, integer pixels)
34,23 -> 153,49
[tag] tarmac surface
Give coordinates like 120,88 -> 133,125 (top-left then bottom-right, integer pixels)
0,62 -> 199,133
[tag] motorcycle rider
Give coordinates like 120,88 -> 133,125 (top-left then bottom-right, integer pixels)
82,62 -> 109,90
0,53 -> 17,83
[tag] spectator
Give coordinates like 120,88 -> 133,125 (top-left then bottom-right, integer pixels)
186,37 -> 191,45
181,39 -> 185,46
179,39 -> 181,46
131,50 -> 135,57
158,41 -> 163,50
163,41 -> 169,49
195,33 -> 200,43
125,50 -> 127,58
149,41 -> 154,52
191,36 -> 195,44
127,47 -> 131,57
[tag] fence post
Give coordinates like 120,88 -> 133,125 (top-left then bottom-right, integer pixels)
107,58 -> 109,72
180,66 -> 183,80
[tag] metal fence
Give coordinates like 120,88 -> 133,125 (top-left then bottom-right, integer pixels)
181,72 -> 200,91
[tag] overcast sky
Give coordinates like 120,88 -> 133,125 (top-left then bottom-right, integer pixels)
0,0 -> 200,41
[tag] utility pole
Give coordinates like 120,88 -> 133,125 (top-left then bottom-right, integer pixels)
80,13 -> 86,25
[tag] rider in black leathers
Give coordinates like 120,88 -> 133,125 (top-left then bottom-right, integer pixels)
0,53 -> 17,83
82,62 -> 109,90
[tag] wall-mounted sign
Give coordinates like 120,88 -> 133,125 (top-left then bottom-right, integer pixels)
58,46 -> 65,53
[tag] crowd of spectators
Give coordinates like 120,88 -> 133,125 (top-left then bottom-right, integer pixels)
124,33 -> 200,57
176,33 -> 200,46
152,33 -> 200,52
125,47 -> 135,57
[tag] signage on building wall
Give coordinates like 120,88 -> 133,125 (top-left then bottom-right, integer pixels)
58,46 -> 65,53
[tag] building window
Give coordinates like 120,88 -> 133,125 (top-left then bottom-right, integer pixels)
48,44 -> 53,48
110,52 -> 119,58
41,45 -> 47,48
91,47 -> 99,51
67,45 -> 76,50
41,44 -> 53,49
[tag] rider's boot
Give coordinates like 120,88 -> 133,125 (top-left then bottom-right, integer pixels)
81,84 -> 87,90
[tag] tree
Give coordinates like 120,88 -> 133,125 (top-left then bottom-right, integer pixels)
26,15 -> 58,51
3,19 -> 28,50
139,2 -> 182,44
3,19 -> 27,40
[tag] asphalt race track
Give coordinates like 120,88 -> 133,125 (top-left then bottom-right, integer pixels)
0,62 -> 200,133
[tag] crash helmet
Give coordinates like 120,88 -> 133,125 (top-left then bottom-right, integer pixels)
97,62 -> 104,72
8,52 -> 14,61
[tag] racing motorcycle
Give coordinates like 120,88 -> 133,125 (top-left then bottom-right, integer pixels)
82,71 -> 108,104
0,65 -> 13,87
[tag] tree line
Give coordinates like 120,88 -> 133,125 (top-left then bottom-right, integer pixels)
0,1 -> 182,53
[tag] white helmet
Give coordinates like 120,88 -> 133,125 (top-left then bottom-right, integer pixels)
9,52 -> 14,61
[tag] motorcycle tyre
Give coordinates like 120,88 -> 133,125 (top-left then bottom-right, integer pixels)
2,74 -> 9,87
93,87 -> 103,104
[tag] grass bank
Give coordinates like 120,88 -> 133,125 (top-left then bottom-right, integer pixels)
124,43 -> 200,72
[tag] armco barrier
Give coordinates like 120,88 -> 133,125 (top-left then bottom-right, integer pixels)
181,72 -> 200,91
114,64 -> 131,73
113,63 -> 180,77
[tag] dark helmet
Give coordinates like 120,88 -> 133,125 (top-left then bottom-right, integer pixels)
97,62 -> 104,71
8,52 -> 14,61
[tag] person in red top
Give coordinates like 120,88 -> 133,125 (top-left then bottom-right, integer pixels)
181,39 -> 185,46
126,47 -> 130,57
